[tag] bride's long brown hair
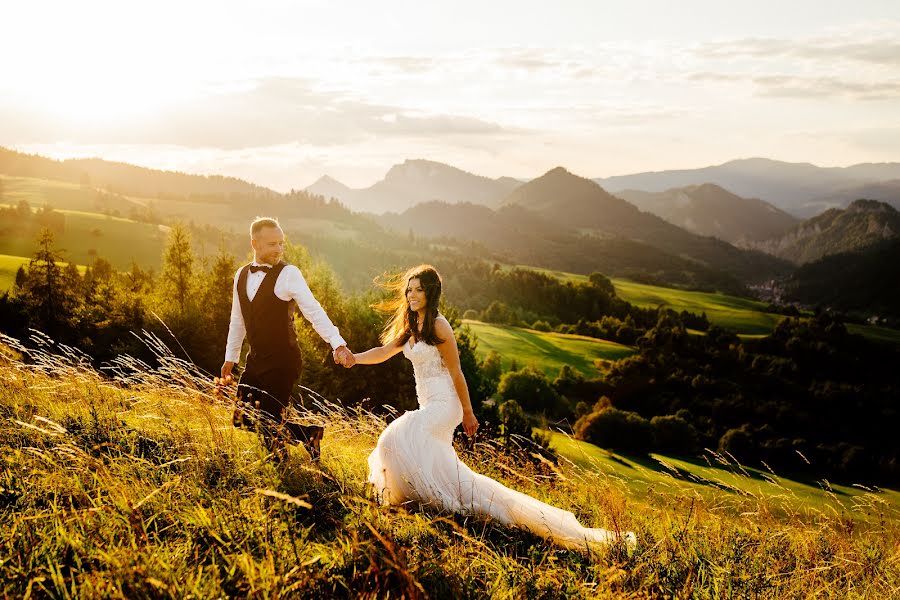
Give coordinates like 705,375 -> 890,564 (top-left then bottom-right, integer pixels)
378,264 -> 445,347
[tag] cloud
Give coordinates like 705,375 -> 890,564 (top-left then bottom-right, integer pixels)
1,77 -> 521,149
694,28 -> 900,67
359,56 -> 438,74
687,71 -> 900,100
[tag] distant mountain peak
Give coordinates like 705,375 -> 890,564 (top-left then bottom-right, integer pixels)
544,166 -> 572,176
311,174 -> 349,188
384,158 -> 472,182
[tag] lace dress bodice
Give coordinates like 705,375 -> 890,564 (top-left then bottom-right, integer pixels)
403,338 -> 450,381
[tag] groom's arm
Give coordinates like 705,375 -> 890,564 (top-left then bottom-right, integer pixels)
222,267 -> 246,379
276,265 -> 349,356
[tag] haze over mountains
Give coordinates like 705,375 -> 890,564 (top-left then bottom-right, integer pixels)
596,158 -> 900,218
3,146 -> 898,307
381,167 -> 792,290
306,159 -> 520,214
307,156 -> 900,247
616,184 -> 799,244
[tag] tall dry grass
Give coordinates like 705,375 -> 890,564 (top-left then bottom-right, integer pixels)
1,331 -> 898,598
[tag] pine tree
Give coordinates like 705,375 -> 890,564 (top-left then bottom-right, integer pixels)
18,228 -> 80,339
160,223 -> 196,316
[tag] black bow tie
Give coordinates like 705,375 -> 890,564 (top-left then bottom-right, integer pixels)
249,265 -> 272,273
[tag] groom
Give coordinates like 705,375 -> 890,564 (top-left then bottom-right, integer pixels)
221,217 -> 354,460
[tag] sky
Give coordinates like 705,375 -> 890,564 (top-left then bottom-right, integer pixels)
3,0 -> 900,190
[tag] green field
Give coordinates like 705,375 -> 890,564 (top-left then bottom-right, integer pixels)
1,175 -> 119,213
0,253 -> 88,290
0,255 -> 30,290
514,265 -> 900,343
464,319 -> 635,378
508,265 -> 783,335
0,205 -> 169,275
846,322 -> 900,345
611,278 -> 785,335
546,430 -> 900,522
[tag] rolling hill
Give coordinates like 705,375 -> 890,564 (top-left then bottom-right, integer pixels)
616,183 -> 799,244
463,320 -> 636,377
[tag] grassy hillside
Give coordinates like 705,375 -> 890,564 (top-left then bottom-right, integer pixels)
1,339 -> 897,598
0,255 -> 30,290
546,431 -> 900,519
0,254 -> 88,290
0,206 -> 169,271
508,265 -> 783,334
463,320 -> 636,378
610,278 -> 784,335
514,265 -> 900,343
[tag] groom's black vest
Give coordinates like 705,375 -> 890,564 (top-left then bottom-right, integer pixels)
237,262 -> 302,375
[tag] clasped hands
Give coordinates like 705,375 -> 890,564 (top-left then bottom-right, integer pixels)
333,345 -> 355,368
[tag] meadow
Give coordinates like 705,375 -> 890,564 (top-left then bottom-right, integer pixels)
546,431 -> 900,522
462,320 -> 636,378
0,205 -> 169,272
0,253 -> 88,290
1,335 -> 897,598
514,264 -> 900,344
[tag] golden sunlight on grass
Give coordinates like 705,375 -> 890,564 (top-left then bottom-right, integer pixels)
1,332 -> 898,598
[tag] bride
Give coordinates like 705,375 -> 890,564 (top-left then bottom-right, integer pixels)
347,264 -> 635,550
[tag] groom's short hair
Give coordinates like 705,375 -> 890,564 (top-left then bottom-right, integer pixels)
250,217 -> 280,238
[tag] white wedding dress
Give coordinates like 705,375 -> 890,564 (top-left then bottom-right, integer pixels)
367,316 -> 634,550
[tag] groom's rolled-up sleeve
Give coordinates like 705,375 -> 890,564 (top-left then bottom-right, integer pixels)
277,265 -> 347,350
224,267 -> 246,363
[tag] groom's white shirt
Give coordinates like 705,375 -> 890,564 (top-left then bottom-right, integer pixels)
224,262 -> 347,363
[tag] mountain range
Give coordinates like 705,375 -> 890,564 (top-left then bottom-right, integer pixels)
306,159 -> 520,214
746,199 -> 900,264
596,158 -> 900,218
615,184 -> 799,244
3,146 -> 897,305
378,167 -> 792,291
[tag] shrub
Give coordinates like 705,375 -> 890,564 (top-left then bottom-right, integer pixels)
497,367 -> 561,415
497,399 -> 530,444
531,320 -> 551,332
719,427 -> 754,462
651,414 -> 700,455
574,406 -> 653,454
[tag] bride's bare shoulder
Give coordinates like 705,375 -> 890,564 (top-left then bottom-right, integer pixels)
435,314 -> 454,336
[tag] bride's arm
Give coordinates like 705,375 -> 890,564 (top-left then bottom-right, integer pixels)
434,318 -> 479,437
352,342 -> 404,365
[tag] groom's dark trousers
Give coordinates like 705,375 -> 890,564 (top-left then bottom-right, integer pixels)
233,262 -> 323,455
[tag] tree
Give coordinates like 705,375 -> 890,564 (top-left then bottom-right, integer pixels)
574,406 -> 653,454
197,243 -> 238,369
589,272 -> 615,295
651,414 -> 700,455
482,301 -> 511,325
160,223 -> 196,316
480,350 -> 503,398
14,228 -> 82,340
497,366 -> 562,415
719,427 -> 753,462
497,399 -> 530,445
